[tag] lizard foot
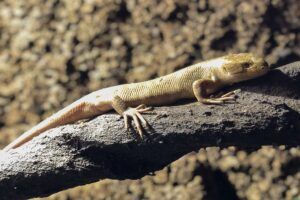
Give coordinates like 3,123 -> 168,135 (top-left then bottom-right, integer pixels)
122,105 -> 152,138
203,89 -> 240,104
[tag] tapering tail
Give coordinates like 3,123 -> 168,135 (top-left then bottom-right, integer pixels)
2,100 -> 99,151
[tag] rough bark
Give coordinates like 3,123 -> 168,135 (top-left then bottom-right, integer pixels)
0,62 -> 299,200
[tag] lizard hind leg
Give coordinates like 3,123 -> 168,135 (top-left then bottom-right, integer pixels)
112,96 -> 152,138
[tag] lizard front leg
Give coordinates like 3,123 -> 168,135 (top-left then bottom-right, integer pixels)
192,79 -> 237,104
111,96 -> 151,137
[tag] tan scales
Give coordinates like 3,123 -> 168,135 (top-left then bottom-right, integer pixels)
3,53 -> 269,151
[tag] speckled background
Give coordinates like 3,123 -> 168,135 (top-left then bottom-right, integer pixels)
0,0 -> 299,199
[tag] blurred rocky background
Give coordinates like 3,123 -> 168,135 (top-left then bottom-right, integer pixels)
0,0 -> 299,199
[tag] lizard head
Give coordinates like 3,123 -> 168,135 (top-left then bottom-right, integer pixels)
220,53 -> 269,83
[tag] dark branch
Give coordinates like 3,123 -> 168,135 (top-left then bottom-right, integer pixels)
0,62 -> 299,199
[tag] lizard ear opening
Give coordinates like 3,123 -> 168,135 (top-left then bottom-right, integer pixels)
242,62 -> 251,69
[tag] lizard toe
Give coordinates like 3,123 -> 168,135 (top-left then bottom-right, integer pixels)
123,107 -> 149,138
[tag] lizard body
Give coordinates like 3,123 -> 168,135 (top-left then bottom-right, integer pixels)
3,53 -> 269,151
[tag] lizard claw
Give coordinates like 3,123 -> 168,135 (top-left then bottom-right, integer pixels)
220,89 -> 240,98
123,105 -> 152,138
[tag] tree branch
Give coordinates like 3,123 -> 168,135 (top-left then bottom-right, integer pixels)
0,62 -> 299,199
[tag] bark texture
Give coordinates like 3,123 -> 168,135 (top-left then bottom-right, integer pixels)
0,62 -> 299,199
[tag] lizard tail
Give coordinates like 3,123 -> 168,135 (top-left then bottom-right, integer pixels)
2,100 -> 99,151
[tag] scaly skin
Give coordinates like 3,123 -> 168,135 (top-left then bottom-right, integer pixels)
3,53 -> 269,151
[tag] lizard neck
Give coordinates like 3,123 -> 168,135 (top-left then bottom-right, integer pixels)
208,59 -> 236,85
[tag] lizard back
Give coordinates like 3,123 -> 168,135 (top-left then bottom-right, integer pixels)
114,61 -> 216,106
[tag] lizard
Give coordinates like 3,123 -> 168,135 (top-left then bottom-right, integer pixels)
2,53 -> 269,151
